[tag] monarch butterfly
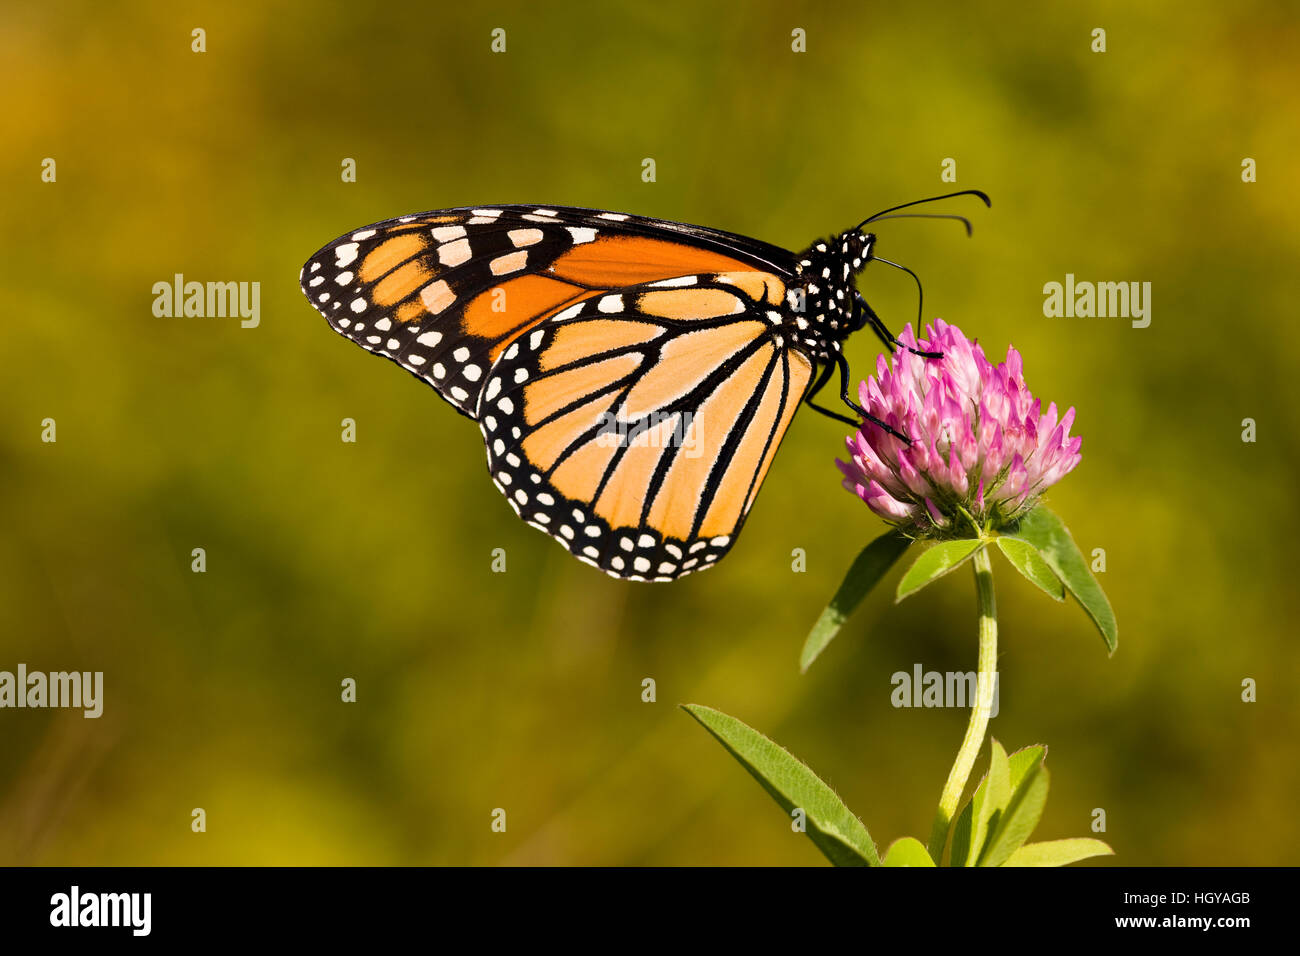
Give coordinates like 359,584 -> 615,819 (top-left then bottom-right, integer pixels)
300,190 -> 989,581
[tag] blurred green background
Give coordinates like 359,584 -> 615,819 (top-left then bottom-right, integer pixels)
2,0 -> 1297,865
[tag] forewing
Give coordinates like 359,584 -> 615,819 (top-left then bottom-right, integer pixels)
299,205 -> 797,418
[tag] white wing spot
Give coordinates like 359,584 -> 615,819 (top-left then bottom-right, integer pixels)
490,250 -> 528,276
509,228 -> 544,247
334,243 -> 359,267
420,281 -> 456,314
438,238 -> 471,266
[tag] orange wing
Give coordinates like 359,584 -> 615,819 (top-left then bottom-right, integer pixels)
479,287 -> 812,581
302,205 -> 812,580
299,206 -> 794,418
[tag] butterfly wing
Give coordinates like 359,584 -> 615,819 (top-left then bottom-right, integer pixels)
301,205 -> 811,580
299,205 -> 796,417
479,282 -> 812,580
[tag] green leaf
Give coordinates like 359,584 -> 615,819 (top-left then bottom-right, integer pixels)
895,539 -> 984,602
1004,838 -> 1114,867
1014,505 -> 1118,654
801,530 -> 910,672
883,837 -> 936,867
970,739 -> 1012,864
980,763 -> 1051,867
682,704 -> 880,866
995,536 -> 1064,601
950,744 -> 1045,866
1006,744 -> 1048,790
948,802 -> 975,866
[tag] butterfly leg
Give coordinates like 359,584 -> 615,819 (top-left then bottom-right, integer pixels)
804,360 -> 861,426
834,351 -> 913,444
855,292 -> 942,360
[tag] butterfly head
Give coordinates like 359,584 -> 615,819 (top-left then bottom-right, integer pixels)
788,229 -> 876,359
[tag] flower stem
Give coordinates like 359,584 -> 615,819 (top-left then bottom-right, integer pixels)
926,544 -> 998,863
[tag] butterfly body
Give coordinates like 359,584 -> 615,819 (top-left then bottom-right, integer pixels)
300,197 -> 988,581
785,230 -> 876,361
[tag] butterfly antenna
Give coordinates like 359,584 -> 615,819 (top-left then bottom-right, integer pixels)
866,212 -> 975,237
856,189 -> 990,233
